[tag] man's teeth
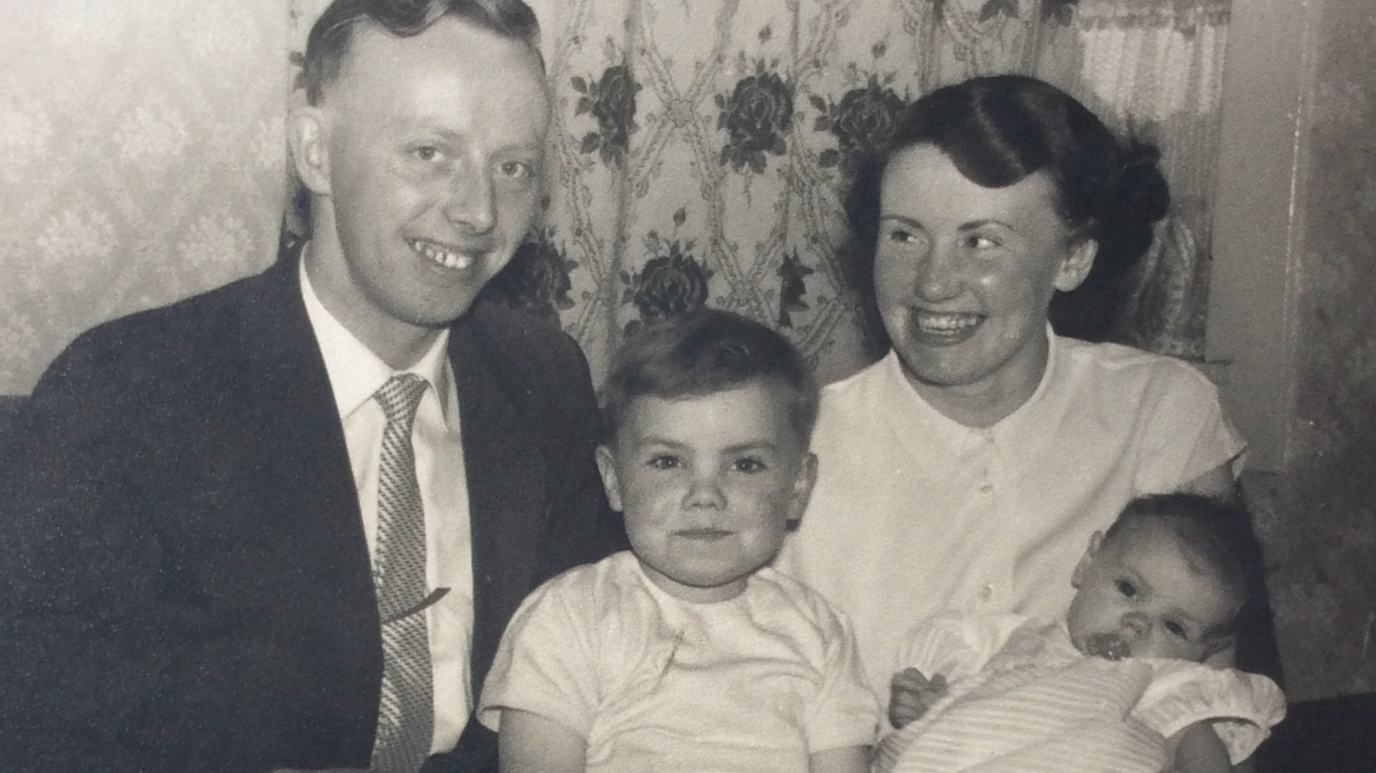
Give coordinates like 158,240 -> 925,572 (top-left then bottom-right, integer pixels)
917,312 -> 980,333
409,239 -> 475,270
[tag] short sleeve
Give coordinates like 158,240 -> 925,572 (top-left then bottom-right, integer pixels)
1134,362 -> 1246,491
476,571 -> 601,738
1133,662 -> 1286,763
802,607 -> 882,753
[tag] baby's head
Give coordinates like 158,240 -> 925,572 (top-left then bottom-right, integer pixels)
597,309 -> 819,603
1066,493 -> 1264,662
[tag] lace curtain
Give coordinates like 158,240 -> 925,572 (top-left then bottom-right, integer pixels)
0,0 -> 1229,394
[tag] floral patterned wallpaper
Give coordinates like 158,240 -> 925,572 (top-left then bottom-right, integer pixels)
0,0 -> 291,394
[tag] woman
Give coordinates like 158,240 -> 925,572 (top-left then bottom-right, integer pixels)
775,75 -> 1245,699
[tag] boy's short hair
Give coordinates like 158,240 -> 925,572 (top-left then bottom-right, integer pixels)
601,309 -> 819,446
1105,492 -> 1266,634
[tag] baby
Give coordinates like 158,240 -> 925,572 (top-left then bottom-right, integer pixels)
877,493 -> 1285,773
478,309 -> 879,773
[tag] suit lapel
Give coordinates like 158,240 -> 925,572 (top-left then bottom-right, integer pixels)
448,313 -> 546,696
232,256 -> 383,758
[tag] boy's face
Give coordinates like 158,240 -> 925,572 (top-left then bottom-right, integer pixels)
597,382 -> 817,603
1066,519 -> 1240,662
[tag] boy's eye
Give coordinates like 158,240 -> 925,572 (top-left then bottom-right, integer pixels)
647,455 -> 682,470
1115,580 -> 1138,599
497,159 -> 534,179
730,457 -> 767,474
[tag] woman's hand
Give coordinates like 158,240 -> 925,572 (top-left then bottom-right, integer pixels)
888,667 -> 948,728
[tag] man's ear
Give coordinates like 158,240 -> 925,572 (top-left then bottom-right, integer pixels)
1053,238 -> 1098,293
287,102 -> 332,196
1071,531 -> 1104,588
595,445 -> 623,512
784,452 -> 818,530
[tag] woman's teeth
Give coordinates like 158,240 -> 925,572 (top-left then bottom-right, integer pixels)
408,238 -> 475,270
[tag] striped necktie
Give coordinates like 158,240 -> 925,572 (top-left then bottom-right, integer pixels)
370,373 -> 433,773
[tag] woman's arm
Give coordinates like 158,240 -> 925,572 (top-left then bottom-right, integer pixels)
1170,721 -> 1232,773
809,745 -> 870,773
497,709 -> 587,773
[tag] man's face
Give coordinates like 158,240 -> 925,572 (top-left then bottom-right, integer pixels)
298,16 -> 549,362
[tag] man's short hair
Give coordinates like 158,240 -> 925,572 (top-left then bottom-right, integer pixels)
298,0 -> 543,105
601,309 -> 819,447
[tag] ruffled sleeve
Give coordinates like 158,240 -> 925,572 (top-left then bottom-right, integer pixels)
1133,661 -> 1286,763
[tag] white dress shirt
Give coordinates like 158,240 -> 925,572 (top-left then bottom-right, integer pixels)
775,332 -> 1245,695
300,257 -> 474,754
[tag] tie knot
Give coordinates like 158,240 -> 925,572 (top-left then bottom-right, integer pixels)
374,373 -> 428,428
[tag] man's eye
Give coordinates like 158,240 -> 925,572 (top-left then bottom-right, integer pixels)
413,146 -> 441,162
647,455 -> 681,470
964,234 -> 998,249
730,458 -> 767,473
1164,621 -> 1189,639
1115,580 -> 1137,598
887,228 -> 916,243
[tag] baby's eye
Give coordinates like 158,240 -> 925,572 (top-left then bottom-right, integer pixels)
730,457 -> 767,474
1164,620 -> 1189,639
1115,580 -> 1138,599
647,455 -> 682,470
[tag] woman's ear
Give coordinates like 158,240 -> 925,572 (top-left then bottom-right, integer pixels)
287,103 -> 332,196
1053,238 -> 1098,293
594,445 -> 623,512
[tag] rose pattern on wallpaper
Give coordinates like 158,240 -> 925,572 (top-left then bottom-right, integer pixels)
489,227 -> 577,318
716,60 -> 795,174
573,65 -> 641,168
776,250 -> 815,328
812,73 -> 907,174
620,233 -> 713,336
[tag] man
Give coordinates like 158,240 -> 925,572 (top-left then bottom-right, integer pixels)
0,1 -> 621,771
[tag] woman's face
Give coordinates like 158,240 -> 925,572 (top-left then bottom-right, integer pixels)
873,144 -> 1095,412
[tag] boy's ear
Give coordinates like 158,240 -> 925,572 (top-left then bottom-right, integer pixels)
594,445 -> 623,512
1054,238 -> 1098,293
784,452 -> 818,529
1071,531 -> 1104,588
287,102 -> 332,196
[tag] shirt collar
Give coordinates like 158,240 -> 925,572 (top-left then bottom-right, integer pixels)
298,248 -> 455,427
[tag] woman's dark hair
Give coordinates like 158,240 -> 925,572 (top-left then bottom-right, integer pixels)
1105,493 -> 1267,636
842,74 -> 1170,355
601,308 -> 820,447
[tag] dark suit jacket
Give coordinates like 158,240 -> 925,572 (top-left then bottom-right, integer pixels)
0,254 -> 623,772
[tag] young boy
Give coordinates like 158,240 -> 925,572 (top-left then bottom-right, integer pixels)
477,309 -> 879,773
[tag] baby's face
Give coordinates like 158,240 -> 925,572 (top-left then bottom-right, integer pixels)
1066,519 -> 1239,662
596,382 -> 816,603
